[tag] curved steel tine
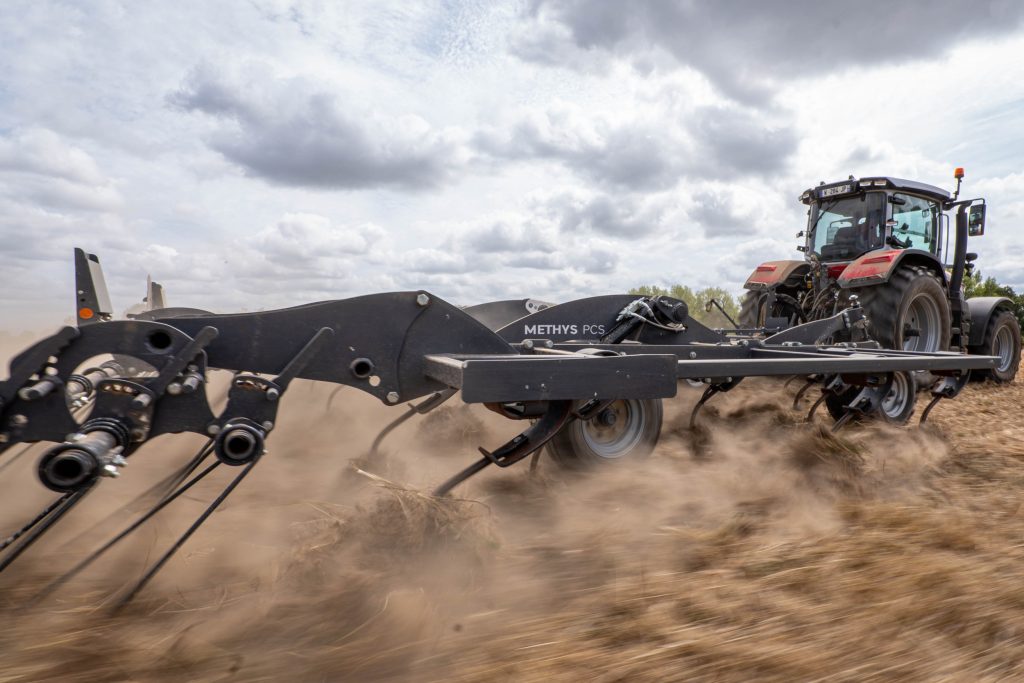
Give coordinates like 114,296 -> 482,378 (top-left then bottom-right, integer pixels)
919,394 -> 944,424
434,400 -> 573,496
806,392 -> 828,423
689,386 -> 718,430
368,389 -> 457,461
113,455 -> 261,609
0,492 -> 74,553
792,377 -> 818,410
53,440 -> 215,553
33,460 -> 222,604
831,410 -> 855,433
0,481 -> 96,574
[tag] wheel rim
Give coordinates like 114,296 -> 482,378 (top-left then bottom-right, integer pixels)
902,294 -> 942,352
994,325 -> 1015,372
880,372 -> 911,419
579,399 -> 645,459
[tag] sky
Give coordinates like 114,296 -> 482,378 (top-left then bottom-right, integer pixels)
2,0 -> 1024,330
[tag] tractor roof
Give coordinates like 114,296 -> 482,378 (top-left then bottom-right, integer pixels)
801,176 -> 951,204
875,177 -> 951,200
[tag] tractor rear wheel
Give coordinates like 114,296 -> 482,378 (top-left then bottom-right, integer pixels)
739,291 -> 765,327
547,398 -> 662,469
855,265 -> 950,352
976,309 -> 1021,382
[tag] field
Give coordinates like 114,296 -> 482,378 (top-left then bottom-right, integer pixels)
1,359 -> 1023,682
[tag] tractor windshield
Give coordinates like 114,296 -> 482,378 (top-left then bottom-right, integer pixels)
808,192 -> 885,261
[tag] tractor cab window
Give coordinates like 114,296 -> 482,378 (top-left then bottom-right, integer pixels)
809,192 -> 885,261
890,193 -> 939,253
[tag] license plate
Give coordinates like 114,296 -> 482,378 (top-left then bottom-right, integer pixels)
820,184 -> 853,197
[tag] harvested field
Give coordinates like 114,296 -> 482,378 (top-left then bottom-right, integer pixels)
0,362 -> 1023,682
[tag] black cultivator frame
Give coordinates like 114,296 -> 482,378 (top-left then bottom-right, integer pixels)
0,257 -> 997,604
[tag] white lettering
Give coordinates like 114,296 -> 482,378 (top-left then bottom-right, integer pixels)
522,323 -> 580,336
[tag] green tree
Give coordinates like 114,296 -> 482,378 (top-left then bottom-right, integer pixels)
964,270 -> 1024,328
629,284 -> 740,329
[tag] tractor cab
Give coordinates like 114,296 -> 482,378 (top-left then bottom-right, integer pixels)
800,177 -> 951,268
739,170 -> 1019,382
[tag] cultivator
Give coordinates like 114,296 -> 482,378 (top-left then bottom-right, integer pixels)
0,250 -> 997,604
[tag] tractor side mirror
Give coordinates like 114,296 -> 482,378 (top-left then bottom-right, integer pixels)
968,204 -> 986,236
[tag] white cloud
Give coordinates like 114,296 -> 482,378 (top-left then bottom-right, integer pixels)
0,3 -> 1023,332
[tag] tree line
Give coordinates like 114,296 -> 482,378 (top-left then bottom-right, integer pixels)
628,284 -> 740,329
633,272 -> 1024,331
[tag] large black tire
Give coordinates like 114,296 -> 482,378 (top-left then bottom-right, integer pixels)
738,289 -> 801,328
547,398 -> 662,469
854,265 -> 950,352
738,290 -> 764,327
975,309 -> 1021,382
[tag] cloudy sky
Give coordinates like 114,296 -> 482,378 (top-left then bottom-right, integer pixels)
3,0 -> 1024,330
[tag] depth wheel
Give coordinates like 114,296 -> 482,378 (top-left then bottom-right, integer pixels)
877,371 -> 916,424
824,372 -> 915,425
547,398 -> 662,469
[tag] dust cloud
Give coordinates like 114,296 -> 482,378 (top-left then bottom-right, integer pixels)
1,346 -> 1023,681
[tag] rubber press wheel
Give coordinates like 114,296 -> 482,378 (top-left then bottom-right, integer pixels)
824,372 -> 916,425
547,398 -> 663,469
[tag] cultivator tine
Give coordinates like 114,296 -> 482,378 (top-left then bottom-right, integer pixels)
919,374 -> 970,424
433,400 -> 573,496
0,481 -> 96,574
55,440 -> 216,554
806,392 -> 828,422
689,386 -> 718,429
830,411 -> 855,433
114,455 -> 260,608
34,459 -> 222,604
0,492 -> 74,553
792,376 -> 818,410
155,441 -> 215,500
367,389 -> 457,461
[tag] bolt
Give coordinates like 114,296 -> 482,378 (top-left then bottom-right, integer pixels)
266,388 -> 280,401
689,351 -> 697,359
416,293 -> 430,307
10,414 -> 27,427
261,420 -> 274,431
386,391 -> 400,404
523,340 -> 534,350
167,382 -> 182,395
207,424 -> 221,436
545,340 -> 553,348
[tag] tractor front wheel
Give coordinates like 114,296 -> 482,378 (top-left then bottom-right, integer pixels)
547,398 -> 662,469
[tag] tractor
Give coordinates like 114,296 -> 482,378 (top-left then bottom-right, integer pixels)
739,170 -> 1021,385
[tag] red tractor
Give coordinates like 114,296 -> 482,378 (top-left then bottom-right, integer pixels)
739,170 -> 1021,382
